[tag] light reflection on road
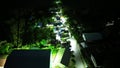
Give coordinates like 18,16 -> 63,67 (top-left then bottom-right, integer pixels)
69,37 -> 87,68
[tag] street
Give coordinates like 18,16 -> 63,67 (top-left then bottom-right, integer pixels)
69,37 -> 87,68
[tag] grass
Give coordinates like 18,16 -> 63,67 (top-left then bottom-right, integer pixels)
51,48 -> 58,62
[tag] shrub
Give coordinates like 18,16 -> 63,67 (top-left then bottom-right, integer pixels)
0,40 -> 13,55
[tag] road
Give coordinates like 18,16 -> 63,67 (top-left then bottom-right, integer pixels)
69,36 -> 87,68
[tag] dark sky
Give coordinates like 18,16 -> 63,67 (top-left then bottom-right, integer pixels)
0,0 -> 119,9
0,0 -> 53,8
0,0 -> 120,18
62,0 -> 120,15
0,0 -> 53,19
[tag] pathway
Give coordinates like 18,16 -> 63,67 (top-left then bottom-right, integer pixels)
52,48 -> 66,68
69,36 -> 87,68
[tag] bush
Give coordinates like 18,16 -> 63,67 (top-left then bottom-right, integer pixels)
0,40 -> 13,55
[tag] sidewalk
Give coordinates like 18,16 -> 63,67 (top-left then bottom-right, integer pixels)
52,47 -> 66,68
69,37 -> 87,68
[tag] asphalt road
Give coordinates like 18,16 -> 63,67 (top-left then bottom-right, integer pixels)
69,37 -> 87,68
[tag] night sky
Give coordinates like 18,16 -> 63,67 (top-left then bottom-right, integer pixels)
0,0 -> 53,8
0,0 -> 120,17
0,0 -> 120,24
0,0 -> 119,31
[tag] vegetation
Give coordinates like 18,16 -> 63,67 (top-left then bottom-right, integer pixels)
0,10 -> 60,58
0,1 -> 70,66
0,40 -> 13,56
